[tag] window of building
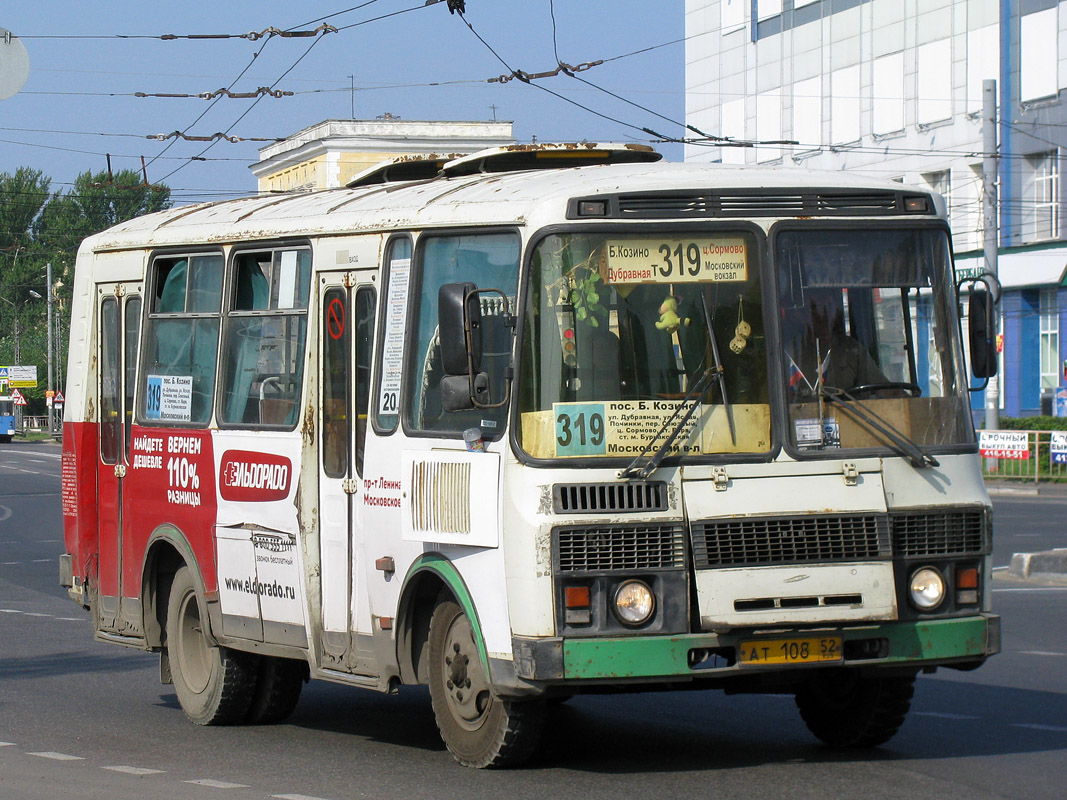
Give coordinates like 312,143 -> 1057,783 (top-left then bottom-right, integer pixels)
757,0 -> 782,22
831,66 -> 860,144
720,97 -> 746,165
141,253 -> 224,426
917,39 -> 952,125
1041,288 -> 1060,390
872,52 -> 905,135
792,77 -> 821,151
218,247 -> 312,428
721,0 -> 746,34
756,88 -> 782,162
1021,8 -> 1058,103
966,24 -> 999,114
1028,150 -> 1060,241
403,232 -> 520,438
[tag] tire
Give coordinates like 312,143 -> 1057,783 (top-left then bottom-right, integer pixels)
166,566 -> 258,725
428,599 -> 545,768
245,656 -> 306,724
795,669 -> 916,748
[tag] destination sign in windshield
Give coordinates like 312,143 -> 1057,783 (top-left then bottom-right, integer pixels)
604,237 -> 748,284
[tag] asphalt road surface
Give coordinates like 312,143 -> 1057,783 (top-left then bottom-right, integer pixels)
3,443 -> 1066,799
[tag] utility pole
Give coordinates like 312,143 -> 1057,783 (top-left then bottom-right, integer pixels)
982,78 -> 1000,433
46,261 -> 54,434
348,75 -> 355,119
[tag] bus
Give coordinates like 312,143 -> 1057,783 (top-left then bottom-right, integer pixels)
60,143 -> 999,768
0,395 -> 14,442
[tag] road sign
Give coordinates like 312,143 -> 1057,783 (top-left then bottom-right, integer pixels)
11,388 -> 27,406
54,390 -> 64,405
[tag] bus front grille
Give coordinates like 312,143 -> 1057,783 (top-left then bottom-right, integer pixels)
555,524 -> 687,572
889,509 -> 987,556
691,514 -> 891,569
552,481 -> 668,514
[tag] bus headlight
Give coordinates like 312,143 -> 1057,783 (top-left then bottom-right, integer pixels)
909,567 -> 946,611
614,580 -> 655,626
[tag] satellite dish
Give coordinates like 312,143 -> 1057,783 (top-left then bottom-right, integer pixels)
0,29 -> 30,101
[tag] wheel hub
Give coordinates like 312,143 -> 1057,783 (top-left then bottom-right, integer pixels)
442,614 -> 492,730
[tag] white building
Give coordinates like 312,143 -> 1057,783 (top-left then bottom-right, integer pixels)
685,0 -> 1067,417
251,118 -> 515,193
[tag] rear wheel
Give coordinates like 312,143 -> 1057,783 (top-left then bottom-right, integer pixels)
166,566 -> 257,725
428,599 -> 545,768
245,656 -> 306,724
795,669 -> 915,748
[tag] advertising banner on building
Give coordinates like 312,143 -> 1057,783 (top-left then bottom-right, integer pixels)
978,430 -> 1030,460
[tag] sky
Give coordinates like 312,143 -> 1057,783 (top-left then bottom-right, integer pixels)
0,1 -> 684,205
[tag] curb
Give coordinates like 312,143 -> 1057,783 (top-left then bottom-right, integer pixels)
1009,549 -> 1067,578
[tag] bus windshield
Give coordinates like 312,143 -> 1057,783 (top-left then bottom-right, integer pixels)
516,226 -> 973,462
517,230 -> 770,460
777,227 -> 973,453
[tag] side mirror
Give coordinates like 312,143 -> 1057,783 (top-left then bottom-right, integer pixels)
968,289 -> 997,379
437,282 -> 512,411
439,282 -> 482,376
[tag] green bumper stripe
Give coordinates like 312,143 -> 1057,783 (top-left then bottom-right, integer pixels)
562,616 -> 996,680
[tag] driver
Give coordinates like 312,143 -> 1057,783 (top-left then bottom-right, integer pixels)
786,287 -> 889,396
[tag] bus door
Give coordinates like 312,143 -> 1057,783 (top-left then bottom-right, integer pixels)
96,284 -> 142,633
317,274 -> 376,669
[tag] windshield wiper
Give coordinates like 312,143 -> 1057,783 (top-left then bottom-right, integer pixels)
820,387 -> 939,469
618,365 -> 720,480
618,294 -> 733,480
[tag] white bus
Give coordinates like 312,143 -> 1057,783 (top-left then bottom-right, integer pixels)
60,143 -> 999,767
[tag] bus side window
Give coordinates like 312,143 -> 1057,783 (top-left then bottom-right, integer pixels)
373,236 -> 411,435
123,296 -> 142,454
219,248 -> 312,428
100,297 -> 122,463
404,232 -> 519,437
141,254 -> 223,426
354,287 -> 376,474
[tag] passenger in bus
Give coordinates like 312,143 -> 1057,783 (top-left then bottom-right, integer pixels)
785,287 -> 889,397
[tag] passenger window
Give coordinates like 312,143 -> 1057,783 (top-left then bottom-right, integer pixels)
374,237 -> 411,434
403,232 -> 519,437
141,254 -> 223,425
219,248 -> 312,428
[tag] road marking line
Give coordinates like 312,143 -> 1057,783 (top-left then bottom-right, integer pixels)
57,617 -> 84,621
29,752 -> 84,761
23,613 -> 52,618
103,766 -> 166,775
0,742 -> 15,747
1020,650 -> 1067,657
1,562 -> 22,566
993,587 -> 1067,593
184,779 -> 250,789
274,794 -> 334,800
31,559 -> 53,563
1012,723 -> 1067,733
0,609 -> 23,613
913,711 -> 980,720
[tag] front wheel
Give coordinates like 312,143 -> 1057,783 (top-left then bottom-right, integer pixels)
166,566 -> 258,725
428,599 -> 545,768
795,669 -> 915,748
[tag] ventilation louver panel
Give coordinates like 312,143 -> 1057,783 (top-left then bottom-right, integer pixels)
890,509 -> 987,556
691,514 -> 891,569
553,481 -> 668,514
555,524 -> 686,572
615,190 -> 907,218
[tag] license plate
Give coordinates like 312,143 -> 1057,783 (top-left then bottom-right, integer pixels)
739,636 -> 843,665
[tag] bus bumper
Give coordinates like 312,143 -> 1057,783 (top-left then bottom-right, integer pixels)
512,614 -> 1000,682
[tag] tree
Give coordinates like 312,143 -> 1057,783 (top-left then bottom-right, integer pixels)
0,168 -> 171,415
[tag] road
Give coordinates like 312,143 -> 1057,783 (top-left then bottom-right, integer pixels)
2,443 -> 1066,799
